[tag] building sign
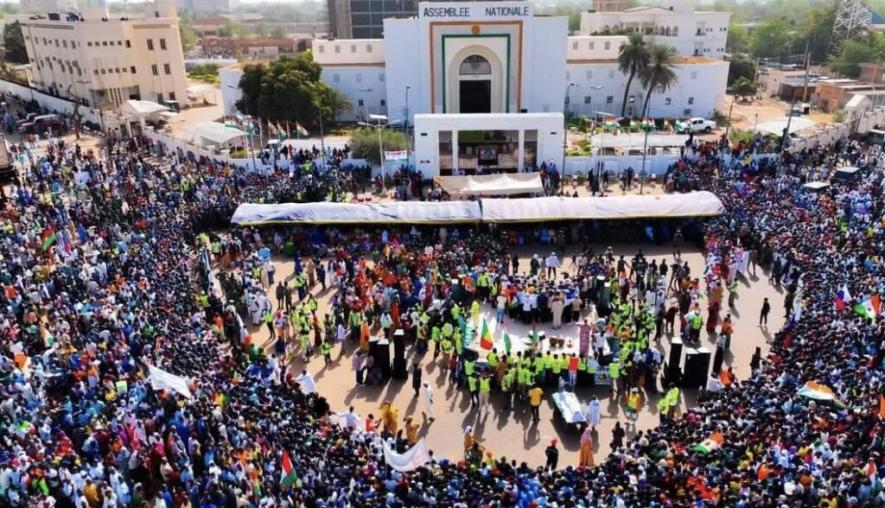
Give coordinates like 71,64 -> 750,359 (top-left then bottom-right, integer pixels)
420,2 -> 531,20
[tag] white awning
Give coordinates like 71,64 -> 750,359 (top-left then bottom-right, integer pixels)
480,192 -> 725,223
756,117 -> 816,135
434,172 -> 544,197
120,100 -> 168,116
231,201 -> 482,225
187,122 -> 247,145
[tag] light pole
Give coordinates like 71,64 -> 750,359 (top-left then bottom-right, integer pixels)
562,82 -> 577,196
587,85 -> 604,190
359,114 -> 401,193
640,94 -> 653,195
404,85 -> 411,132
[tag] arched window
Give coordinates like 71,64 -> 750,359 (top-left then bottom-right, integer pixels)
459,55 -> 491,76
672,26 -> 679,36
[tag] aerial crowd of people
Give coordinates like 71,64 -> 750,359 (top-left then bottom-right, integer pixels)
0,93 -> 884,507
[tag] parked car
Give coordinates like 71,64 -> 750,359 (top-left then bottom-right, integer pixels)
675,117 -> 716,134
19,114 -> 64,134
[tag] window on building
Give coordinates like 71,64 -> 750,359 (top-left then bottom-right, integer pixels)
71,41 -> 76,49
157,93 -> 163,102
62,40 -> 67,48
606,96 -> 613,104
358,99 -> 364,106
160,38 -> 167,50
366,44 -> 373,52
115,67 -> 120,73
572,41 -> 578,50
584,96 -> 592,104
126,40 -> 131,48
380,99 -> 385,107
131,66 -> 137,74
87,41 -> 93,47
665,97 -> 671,105
604,41 -> 611,50
122,67 -> 127,73
318,45 -> 325,53
54,39 -> 59,47
688,97 -> 694,105
169,92 -> 176,101
147,39 -> 154,51
152,64 -> 159,76
350,44 -> 356,52
589,41 -> 594,49
43,38 -> 47,45
334,45 -> 340,53
103,41 -> 108,46
379,72 -> 385,82
94,69 -> 99,75
100,69 -> 106,74
164,63 -> 171,75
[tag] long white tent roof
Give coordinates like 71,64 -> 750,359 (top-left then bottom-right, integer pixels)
231,191 -> 724,225
187,122 -> 247,145
480,191 -> 725,223
231,201 -> 483,225
434,172 -> 544,197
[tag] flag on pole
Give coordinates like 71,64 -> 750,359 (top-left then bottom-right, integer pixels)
835,284 -> 852,311
280,450 -> 298,487
503,332 -> 512,355
879,394 -> 885,420
479,319 -> 493,350
871,293 -> 881,316
854,298 -> 878,320
284,120 -> 291,139
295,122 -> 309,137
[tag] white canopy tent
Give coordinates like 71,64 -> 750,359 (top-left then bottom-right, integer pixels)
434,173 -> 544,197
480,191 -> 725,223
120,100 -> 169,117
187,122 -> 247,147
756,117 -> 816,136
231,201 -> 482,225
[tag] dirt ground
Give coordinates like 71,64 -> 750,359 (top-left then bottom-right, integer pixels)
246,241 -> 786,467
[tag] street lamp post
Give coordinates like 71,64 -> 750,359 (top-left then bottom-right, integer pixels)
587,85 -> 604,194
359,114 -> 401,193
562,82 -> 577,196
404,85 -> 411,132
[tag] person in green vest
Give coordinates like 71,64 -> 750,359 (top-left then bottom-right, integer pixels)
586,355 -> 599,387
348,309 -> 362,345
454,329 -> 464,357
728,279 -> 739,308
431,324 -> 442,358
263,308 -> 275,340
487,349 -> 499,375
478,374 -> 491,410
657,394 -> 671,425
551,353 -> 562,384
467,374 -> 479,407
321,340 -> 332,365
608,359 -> 621,395
307,294 -> 318,315
689,311 -> 703,343
463,358 -> 475,386
501,368 -> 514,409
470,299 -> 481,324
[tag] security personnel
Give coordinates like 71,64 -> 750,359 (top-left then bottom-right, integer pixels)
487,349 -> 499,374
689,312 -> 703,343
586,355 -> 599,387
431,324 -> 442,357
608,359 -> 621,395
727,279 -> 739,307
467,375 -> 479,407
320,340 -> 332,364
478,374 -> 491,408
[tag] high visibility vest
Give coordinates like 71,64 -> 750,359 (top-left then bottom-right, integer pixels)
479,377 -> 490,393
627,393 -> 640,411
551,358 -> 562,374
431,326 -> 441,342
468,376 -> 478,392
609,362 -> 620,379
587,358 -> 599,374
321,342 -> 331,355
487,352 -> 498,369
691,314 -> 703,330
464,360 -> 475,376
441,339 -> 452,353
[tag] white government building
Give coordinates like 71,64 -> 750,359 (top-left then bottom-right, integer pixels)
222,0 -> 730,176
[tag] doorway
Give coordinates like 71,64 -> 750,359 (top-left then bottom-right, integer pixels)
459,80 -> 491,113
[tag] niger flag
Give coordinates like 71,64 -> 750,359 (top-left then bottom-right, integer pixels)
479,319 -> 493,350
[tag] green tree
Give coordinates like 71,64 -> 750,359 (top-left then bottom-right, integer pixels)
179,18 -> 198,53
727,54 -> 756,86
350,128 -> 408,166
726,21 -> 750,54
750,18 -> 794,60
731,77 -> 757,100
639,44 -> 678,117
237,52 -> 348,129
617,32 -> 649,118
794,2 -> 837,63
3,21 -> 28,64
828,33 -> 885,78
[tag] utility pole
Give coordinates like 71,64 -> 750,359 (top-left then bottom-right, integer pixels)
781,39 -> 810,153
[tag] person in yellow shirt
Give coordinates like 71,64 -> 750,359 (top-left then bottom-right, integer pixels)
380,401 -> 398,435
528,385 -> 544,422
404,416 -> 420,445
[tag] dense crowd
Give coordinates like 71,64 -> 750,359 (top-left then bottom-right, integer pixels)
0,110 -> 883,508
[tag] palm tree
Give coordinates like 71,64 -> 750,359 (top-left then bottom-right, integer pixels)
639,44 -> 678,118
617,32 -> 649,118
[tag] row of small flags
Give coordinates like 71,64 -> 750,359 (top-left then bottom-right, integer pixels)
835,284 -> 880,320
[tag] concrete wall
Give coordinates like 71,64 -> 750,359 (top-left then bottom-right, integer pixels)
0,78 -> 101,124
219,67 -> 243,117
321,67 -> 388,122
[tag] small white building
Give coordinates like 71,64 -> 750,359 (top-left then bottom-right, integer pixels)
579,0 -> 730,59
20,0 -> 188,108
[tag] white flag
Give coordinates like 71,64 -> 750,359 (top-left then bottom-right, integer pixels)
383,439 -> 431,472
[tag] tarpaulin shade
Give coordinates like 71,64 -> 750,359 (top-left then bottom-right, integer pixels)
479,191 -> 725,223
434,172 -> 544,196
187,122 -> 247,145
120,100 -> 168,116
231,201 -> 482,225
